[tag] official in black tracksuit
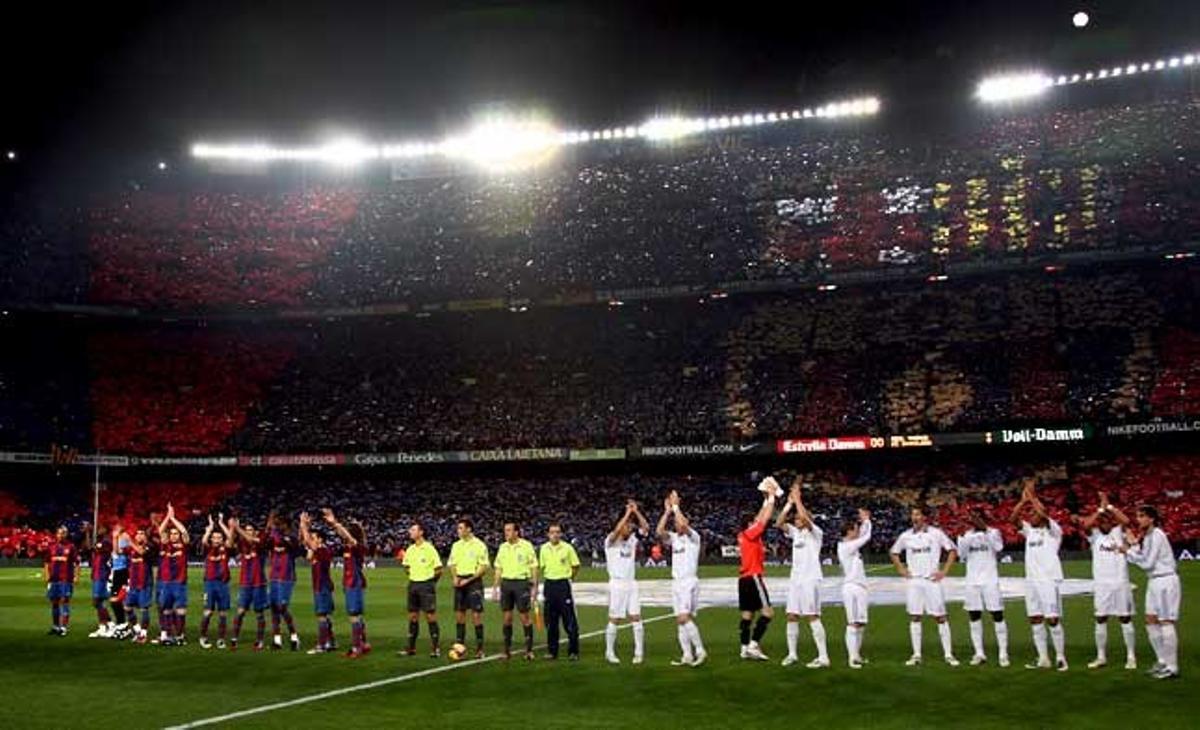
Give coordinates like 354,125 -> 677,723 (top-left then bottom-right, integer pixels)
538,523 -> 581,659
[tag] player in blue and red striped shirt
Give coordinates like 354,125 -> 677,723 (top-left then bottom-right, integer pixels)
156,503 -> 191,646
266,512 -> 302,651
125,526 -> 155,643
199,514 -> 233,649
43,526 -> 78,636
229,516 -> 270,651
323,508 -> 371,658
82,527 -> 114,638
299,511 -> 337,654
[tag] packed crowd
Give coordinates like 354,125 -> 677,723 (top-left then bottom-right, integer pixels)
87,189 -> 361,308
2,96 -> 1199,310
4,453 -> 1196,562
0,264 -> 1196,455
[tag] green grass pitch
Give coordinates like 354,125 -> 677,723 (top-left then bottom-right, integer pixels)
0,561 -> 1194,729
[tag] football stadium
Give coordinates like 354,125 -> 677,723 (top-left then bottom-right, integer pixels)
1,2 -> 1198,728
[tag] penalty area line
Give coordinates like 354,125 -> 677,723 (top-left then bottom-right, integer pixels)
163,611 -> 677,729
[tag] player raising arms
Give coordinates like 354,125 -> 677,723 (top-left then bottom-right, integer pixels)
82,525 -> 115,639
837,508 -> 872,668
776,480 -> 829,668
604,501 -> 648,664
448,518 -> 490,659
43,525 -> 79,636
324,508 -> 372,658
400,520 -> 444,657
1076,493 -> 1137,670
299,512 -> 337,654
266,512 -> 302,651
890,505 -> 959,667
1123,505 -> 1181,680
957,509 -> 1010,667
493,521 -> 539,661
1010,479 -> 1067,671
656,490 -> 707,667
199,514 -> 232,649
156,503 -> 191,646
737,478 -> 778,661
125,526 -> 155,643
228,516 -> 269,651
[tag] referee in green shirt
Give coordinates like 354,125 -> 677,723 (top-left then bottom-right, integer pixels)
493,521 -> 538,660
401,521 -> 443,657
539,521 -> 581,660
447,519 -> 490,658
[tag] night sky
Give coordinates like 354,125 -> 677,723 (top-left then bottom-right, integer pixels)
2,0 -> 1198,171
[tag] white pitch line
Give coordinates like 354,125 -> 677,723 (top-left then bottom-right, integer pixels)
164,610 -> 677,730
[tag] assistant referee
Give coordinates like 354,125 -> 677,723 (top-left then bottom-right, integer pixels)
493,522 -> 538,660
448,519 -> 490,659
539,522 -> 581,660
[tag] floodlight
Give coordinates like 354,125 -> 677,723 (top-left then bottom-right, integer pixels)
976,73 -> 1052,102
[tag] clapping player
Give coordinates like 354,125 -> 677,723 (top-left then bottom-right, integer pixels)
656,490 -> 706,667
199,514 -> 232,649
957,509 -> 1009,667
1010,479 -> 1068,671
228,515 -> 269,651
1076,493 -> 1137,670
156,503 -> 190,646
299,512 -> 338,654
837,508 -> 872,668
605,500 -> 649,664
776,480 -> 829,668
325,508 -> 372,658
736,478 -> 778,661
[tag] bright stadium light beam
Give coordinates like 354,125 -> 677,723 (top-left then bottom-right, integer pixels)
438,117 -> 561,172
638,115 -> 701,141
976,72 -> 1053,103
189,91 -> 883,165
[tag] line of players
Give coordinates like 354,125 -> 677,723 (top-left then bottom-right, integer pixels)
729,476 -> 1181,679
41,478 -> 1182,677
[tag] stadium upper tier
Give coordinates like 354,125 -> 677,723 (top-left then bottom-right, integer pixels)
0,264 -> 1196,454
3,94 -> 1200,310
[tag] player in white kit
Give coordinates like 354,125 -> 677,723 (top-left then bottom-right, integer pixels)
1010,479 -> 1068,671
655,490 -> 707,667
775,481 -> 829,668
1075,492 -> 1137,670
956,509 -> 1010,667
836,508 -> 872,668
890,505 -> 960,667
605,500 -> 649,664
1123,505 -> 1181,680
